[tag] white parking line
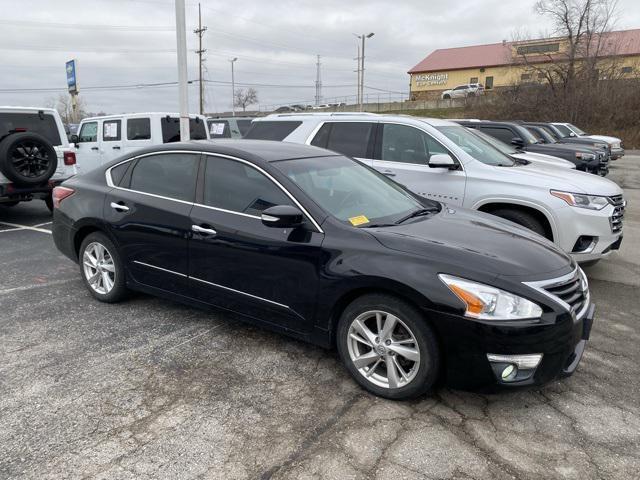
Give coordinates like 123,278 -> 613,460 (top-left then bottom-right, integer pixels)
34,221 -> 53,227
0,221 -> 52,234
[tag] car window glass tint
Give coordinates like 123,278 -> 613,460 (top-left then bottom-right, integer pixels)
479,126 -> 514,145
190,118 -> 207,140
380,124 -> 434,164
103,120 -> 121,141
0,112 -> 62,145
204,157 -> 292,216
129,153 -> 199,202
208,120 -> 231,138
110,162 -> 131,186
236,120 -> 252,136
127,118 -> 151,140
310,123 -> 332,148
78,122 -> 98,143
325,122 -> 373,158
554,124 -> 572,137
243,121 -> 302,140
436,126 -> 514,166
161,117 -> 181,143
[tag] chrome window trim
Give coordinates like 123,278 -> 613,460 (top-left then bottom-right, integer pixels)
105,150 -> 325,232
133,260 -> 188,277
200,152 -> 324,233
191,276 -> 290,310
523,267 -> 591,319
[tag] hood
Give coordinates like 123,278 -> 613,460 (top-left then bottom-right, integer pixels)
512,152 -> 575,169
368,207 -> 572,278
484,162 -> 623,196
533,142 -> 601,154
583,134 -> 621,145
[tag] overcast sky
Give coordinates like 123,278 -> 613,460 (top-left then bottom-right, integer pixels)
1,0 -> 639,115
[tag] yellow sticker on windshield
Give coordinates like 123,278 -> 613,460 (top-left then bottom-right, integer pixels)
349,215 -> 369,226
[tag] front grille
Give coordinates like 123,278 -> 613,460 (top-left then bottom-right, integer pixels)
609,195 -> 625,234
598,152 -> 608,165
525,269 -> 590,319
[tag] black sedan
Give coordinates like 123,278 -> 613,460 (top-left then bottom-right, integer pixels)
52,140 -> 595,399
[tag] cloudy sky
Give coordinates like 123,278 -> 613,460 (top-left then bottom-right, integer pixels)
1,0 -> 639,115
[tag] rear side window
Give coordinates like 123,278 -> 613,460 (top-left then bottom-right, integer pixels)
208,120 -> 231,139
127,118 -> 151,140
0,112 -> 62,145
78,122 -> 98,142
203,157 -> 292,215
314,122 -> 374,158
479,126 -> 515,145
128,153 -> 199,202
244,121 -> 302,140
190,118 -> 207,140
110,162 -> 131,186
103,120 -> 121,141
160,117 -> 207,142
236,119 -> 253,136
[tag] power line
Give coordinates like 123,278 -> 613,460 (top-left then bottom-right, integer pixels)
0,19 -> 174,31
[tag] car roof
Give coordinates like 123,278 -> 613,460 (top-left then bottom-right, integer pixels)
114,139 -> 337,165
81,112 -> 208,122
253,112 -> 458,127
207,116 -> 256,121
0,106 -> 58,114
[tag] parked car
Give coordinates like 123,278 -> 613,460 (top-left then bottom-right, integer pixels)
468,128 -> 575,169
246,113 -> 625,265
0,106 -> 76,211
207,116 -> 254,139
522,124 -> 608,176
456,120 -> 608,175
52,140 -> 595,399
523,122 -> 613,153
551,122 -> 624,160
73,113 -> 209,174
441,83 -> 484,100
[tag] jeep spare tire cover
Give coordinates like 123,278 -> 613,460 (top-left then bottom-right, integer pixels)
0,132 -> 58,186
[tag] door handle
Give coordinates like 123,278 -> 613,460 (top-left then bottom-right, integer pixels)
383,170 -> 396,177
192,224 -> 217,235
110,202 -> 129,212
112,146 -> 121,150
91,147 -> 99,151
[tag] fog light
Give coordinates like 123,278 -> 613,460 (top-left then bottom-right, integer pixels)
572,236 -> 597,253
487,353 -> 543,383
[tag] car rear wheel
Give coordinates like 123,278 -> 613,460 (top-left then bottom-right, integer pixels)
0,132 -> 58,186
79,232 -> 128,303
337,294 -> 439,400
491,209 -> 547,238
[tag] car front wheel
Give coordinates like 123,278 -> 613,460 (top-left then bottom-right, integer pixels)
79,232 -> 128,303
337,294 -> 440,400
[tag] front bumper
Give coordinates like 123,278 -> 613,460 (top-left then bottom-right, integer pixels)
430,303 -> 595,390
610,148 -> 624,160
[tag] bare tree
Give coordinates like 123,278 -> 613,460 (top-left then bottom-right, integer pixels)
46,93 -> 87,124
233,88 -> 258,112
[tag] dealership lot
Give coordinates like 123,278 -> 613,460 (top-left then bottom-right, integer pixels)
0,155 -> 638,479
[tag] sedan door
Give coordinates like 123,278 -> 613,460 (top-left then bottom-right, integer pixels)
371,123 -> 466,205
103,151 -> 200,295
188,154 -> 324,334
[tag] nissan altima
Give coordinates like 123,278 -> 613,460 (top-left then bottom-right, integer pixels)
52,140 -> 594,399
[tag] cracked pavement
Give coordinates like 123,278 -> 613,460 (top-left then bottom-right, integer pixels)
1,155 -> 639,480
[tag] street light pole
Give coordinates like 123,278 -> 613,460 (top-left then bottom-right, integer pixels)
230,57 -> 237,116
174,0 -> 190,141
359,32 -> 374,112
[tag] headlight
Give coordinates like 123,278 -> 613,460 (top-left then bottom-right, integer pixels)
575,152 -> 596,160
439,275 -> 543,320
550,190 -> 609,210
593,143 -> 608,149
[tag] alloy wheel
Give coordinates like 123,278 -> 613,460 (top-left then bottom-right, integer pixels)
11,141 -> 52,178
346,310 -> 420,389
82,242 -> 116,295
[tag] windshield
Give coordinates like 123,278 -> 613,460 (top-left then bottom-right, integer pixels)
540,125 -> 560,140
435,126 -> 515,166
568,123 -> 586,135
467,128 -> 516,155
516,126 -> 540,145
527,126 -> 555,144
554,124 -> 572,137
273,156 -> 433,226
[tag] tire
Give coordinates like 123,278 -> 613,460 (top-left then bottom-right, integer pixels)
443,94 -> 451,100
0,132 -> 57,186
336,294 -> 440,400
491,208 -> 547,238
79,232 -> 128,303
44,194 -> 53,213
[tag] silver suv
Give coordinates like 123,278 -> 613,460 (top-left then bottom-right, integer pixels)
441,83 -> 484,100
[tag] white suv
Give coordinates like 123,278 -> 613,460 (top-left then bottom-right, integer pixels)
245,113 -> 625,264
74,112 -> 209,174
0,106 -> 77,211
441,83 -> 484,100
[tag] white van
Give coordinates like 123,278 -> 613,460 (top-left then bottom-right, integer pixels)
73,112 -> 209,174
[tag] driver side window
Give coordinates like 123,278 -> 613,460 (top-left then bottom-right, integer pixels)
203,157 -> 293,216
379,124 -> 449,165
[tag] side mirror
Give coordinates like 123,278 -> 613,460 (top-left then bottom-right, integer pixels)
69,134 -> 79,144
261,205 -> 305,228
428,154 -> 456,169
511,137 -> 525,148
569,132 -> 577,137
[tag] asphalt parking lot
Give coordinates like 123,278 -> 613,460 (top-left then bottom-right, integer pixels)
1,155 -> 639,480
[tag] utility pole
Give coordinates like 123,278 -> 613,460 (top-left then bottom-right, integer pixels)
315,54 -> 322,106
194,3 -> 207,115
230,57 -> 237,116
354,44 -> 361,107
174,0 -> 189,141
357,32 -> 374,112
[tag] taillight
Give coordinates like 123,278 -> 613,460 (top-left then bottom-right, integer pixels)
52,186 -> 75,208
63,151 -> 76,165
